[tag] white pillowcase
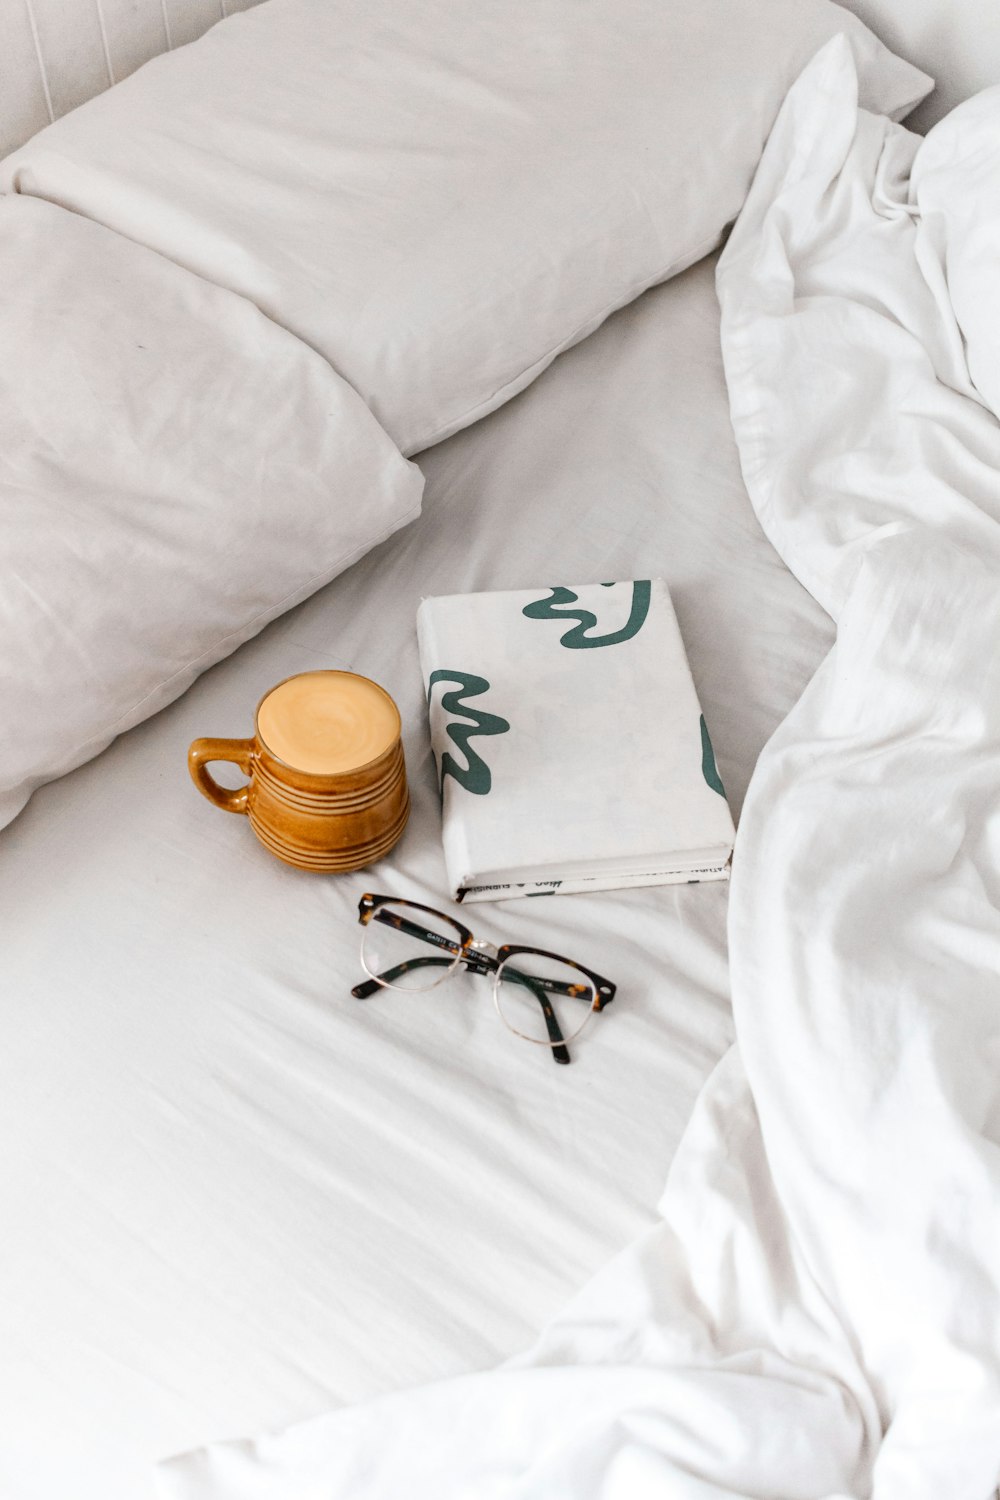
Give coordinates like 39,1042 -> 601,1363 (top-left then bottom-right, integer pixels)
910,87 -> 1000,418
0,0 -> 930,456
0,196 -> 423,833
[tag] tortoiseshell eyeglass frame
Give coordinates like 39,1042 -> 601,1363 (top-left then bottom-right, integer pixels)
351,893 -> 616,1065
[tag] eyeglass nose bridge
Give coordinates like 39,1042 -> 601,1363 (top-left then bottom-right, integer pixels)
461,936 -> 500,976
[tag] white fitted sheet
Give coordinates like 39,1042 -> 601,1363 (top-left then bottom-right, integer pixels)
0,253 -> 832,1500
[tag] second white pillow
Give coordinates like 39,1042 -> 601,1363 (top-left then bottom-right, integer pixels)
0,196 -> 423,833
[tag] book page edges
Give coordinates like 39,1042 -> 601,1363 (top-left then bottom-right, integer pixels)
457,859 -> 732,904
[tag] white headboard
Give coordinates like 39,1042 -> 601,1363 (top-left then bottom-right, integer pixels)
834,0 -> 1000,130
0,0 -> 264,157
0,0 -> 997,160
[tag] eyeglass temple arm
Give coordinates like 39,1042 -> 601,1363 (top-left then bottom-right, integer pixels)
351,955 -> 571,1064
370,908 -> 464,955
495,964 -> 571,1061
351,955 -> 454,999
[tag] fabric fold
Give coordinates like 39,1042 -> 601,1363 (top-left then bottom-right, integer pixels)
159,39 -> 1000,1500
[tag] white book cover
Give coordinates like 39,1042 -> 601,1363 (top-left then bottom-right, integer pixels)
416,579 -> 735,903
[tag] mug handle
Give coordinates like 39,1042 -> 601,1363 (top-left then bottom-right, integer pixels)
188,737 -> 255,815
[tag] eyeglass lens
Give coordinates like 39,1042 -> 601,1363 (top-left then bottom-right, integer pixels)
362,901 -> 465,992
495,951 -> 596,1045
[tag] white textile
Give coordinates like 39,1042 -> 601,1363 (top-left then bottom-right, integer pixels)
0,195 -> 420,831
0,0 -> 929,456
160,40 -> 1000,1500
0,249 -> 828,1500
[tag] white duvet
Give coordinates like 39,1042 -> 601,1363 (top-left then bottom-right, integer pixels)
160,40 -> 1000,1500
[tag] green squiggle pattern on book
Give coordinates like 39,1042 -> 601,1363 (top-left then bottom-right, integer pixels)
521,580 -> 651,647
427,670 -> 511,796
700,714 -> 726,797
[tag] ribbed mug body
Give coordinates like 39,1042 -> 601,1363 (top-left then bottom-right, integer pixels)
247,738 -> 410,872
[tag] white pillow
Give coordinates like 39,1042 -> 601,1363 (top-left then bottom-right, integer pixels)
0,0 -> 931,457
910,87 -> 1000,419
0,196 -> 423,833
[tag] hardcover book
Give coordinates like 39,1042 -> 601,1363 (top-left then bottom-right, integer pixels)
416,578 -> 735,903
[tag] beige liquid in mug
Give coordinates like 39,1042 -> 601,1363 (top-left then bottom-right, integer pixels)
256,671 -> 400,774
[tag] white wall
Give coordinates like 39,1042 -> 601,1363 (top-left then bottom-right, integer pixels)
836,0 -> 1000,129
0,0 -> 263,157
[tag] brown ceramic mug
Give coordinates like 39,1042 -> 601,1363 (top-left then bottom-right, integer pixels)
188,670 -> 409,872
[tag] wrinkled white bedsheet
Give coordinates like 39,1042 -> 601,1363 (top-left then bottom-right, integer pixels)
0,249 -> 832,1500
160,41 -> 1000,1500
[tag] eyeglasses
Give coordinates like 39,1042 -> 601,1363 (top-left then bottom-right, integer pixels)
351,893 -> 616,1065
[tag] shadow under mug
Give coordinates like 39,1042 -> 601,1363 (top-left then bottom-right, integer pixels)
188,671 -> 409,872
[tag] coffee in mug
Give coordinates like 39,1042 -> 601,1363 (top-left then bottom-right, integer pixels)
188,670 -> 409,871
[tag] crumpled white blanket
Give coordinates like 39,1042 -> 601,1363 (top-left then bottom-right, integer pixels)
158,39 -> 1000,1500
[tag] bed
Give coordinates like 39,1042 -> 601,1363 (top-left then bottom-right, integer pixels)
1,4 -> 998,1498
